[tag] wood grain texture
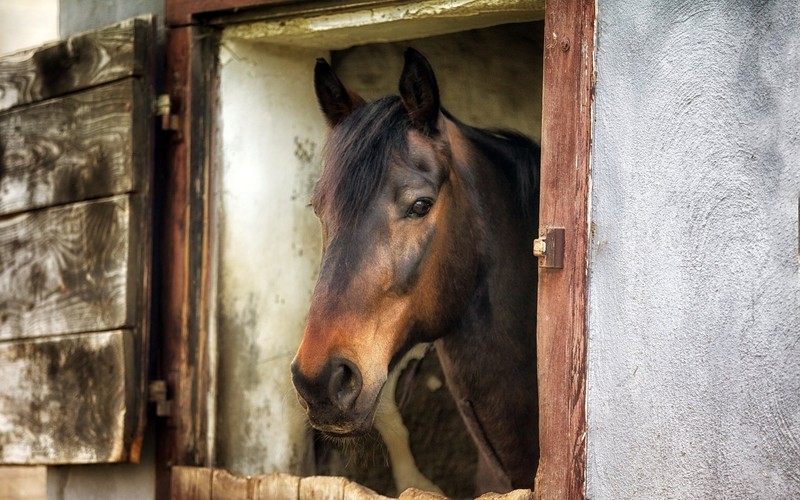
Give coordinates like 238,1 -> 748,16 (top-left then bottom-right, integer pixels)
0,79 -> 145,216
0,195 -> 134,341
535,0 -> 594,498
253,472 -> 300,499
211,469 -> 251,499
158,25 -> 212,498
171,466 -> 213,500
169,468 -> 389,500
0,16 -> 152,113
0,330 -> 134,464
0,15 -> 154,467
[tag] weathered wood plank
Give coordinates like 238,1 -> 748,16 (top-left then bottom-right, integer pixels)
158,25 -> 195,500
345,482 -> 392,500
167,0 -> 295,26
0,16 -> 153,112
0,330 -> 134,463
169,468 -> 393,500
158,24 -> 218,498
0,79 -> 145,216
0,195 -> 135,340
299,475 -> 348,499
211,469 -> 252,499
535,0 -> 594,498
172,466 -> 213,500
253,472 -> 300,499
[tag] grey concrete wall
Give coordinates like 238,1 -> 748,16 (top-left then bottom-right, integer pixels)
59,0 -> 163,37
587,1 -> 800,498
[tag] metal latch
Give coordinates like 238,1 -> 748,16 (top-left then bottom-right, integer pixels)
149,380 -> 172,417
156,94 -> 180,132
533,227 -> 565,269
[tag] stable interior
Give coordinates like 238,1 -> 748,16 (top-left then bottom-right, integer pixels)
213,3 -> 544,496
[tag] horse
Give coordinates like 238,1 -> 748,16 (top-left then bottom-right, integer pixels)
290,48 -> 540,494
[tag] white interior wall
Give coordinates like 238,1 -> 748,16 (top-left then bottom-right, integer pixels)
215,40 -> 326,475
0,0 -> 58,55
334,22 -> 542,143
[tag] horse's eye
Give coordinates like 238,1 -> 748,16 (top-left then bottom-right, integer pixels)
408,199 -> 433,218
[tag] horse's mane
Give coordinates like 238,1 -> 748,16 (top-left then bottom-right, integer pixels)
314,96 -> 408,226
314,97 -> 539,228
445,110 -> 540,228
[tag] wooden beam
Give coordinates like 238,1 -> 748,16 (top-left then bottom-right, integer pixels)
158,26 -> 194,500
171,466 -> 212,500
0,330 -> 135,463
0,195 -> 135,340
166,0 -> 541,27
169,467 -> 389,500
0,79 -> 146,216
535,0 -> 595,498
157,23 -> 218,498
0,17 -> 152,113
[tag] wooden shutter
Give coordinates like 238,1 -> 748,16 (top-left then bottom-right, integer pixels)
0,16 -> 155,464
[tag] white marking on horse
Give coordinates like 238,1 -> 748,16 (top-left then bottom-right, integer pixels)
374,343 -> 443,495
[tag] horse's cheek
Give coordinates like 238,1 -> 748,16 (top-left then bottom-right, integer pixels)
394,224 -> 436,292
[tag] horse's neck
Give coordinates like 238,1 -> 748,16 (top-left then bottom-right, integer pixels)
435,248 -> 537,402
435,286 -> 539,491
436,129 -> 539,489
435,231 -> 539,490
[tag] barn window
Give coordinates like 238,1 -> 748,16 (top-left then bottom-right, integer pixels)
213,7 -> 542,497
162,0 -> 593,497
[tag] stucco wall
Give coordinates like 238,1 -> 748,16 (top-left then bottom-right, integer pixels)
587,1 -> 800,498
59,0 -> 162,37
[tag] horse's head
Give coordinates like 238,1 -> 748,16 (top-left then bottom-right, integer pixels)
291,49 -> 479,436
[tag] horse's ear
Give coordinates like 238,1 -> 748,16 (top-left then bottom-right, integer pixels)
314,58 -> 365,127
399,48 -> 441,135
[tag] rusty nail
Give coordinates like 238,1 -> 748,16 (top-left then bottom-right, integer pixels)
561,37 -> 571,52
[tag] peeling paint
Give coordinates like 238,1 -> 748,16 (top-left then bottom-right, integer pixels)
224,0 -> 544,50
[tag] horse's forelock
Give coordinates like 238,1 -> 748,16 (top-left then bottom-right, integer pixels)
316,96 -> 410,227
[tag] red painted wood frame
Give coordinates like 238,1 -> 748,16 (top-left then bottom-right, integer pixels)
536,0 -> 594,498
160,0 -> 595,498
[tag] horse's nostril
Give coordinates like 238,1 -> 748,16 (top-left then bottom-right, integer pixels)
328,358 -> 362,411
291,356 -> 363,413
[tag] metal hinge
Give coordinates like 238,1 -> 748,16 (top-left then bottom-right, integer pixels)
533,227 -> 565,269
149,380 -> 172,417
156,94 -> 181,132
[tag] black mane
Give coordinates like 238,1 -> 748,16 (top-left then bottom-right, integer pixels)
314,98 -> 539,228
314,96 -> 408,226
449,112 -> 541,228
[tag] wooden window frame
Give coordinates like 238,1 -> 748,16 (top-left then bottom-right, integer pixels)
160,0 -> 594,498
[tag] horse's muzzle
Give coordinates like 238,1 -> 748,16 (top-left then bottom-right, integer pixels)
291,356 -> 371,435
